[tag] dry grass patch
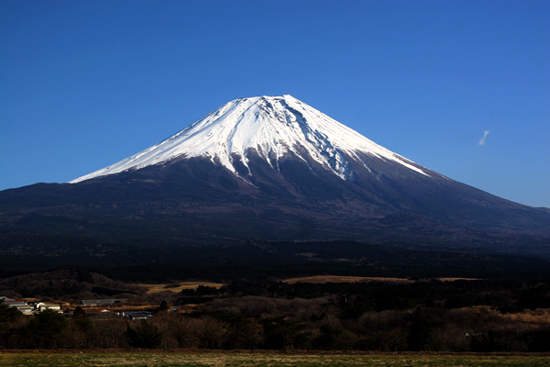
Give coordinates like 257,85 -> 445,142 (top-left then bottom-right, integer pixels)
135,281 -> 225,294
282,275 -> 414,284
282,275 -> 483,284
501,308 -> 550,324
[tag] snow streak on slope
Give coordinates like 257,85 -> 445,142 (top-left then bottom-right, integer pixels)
70,95 -> 429,184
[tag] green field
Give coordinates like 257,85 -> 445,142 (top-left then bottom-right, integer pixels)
1,352 -> 549,367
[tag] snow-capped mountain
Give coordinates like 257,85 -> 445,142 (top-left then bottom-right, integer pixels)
71,95 -> 428,184
2,95 -> 550,261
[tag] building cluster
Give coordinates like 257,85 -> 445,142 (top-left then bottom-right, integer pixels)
2,296 -> 171,319
0,296 -> 61,315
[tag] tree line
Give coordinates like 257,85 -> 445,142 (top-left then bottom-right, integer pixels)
1,279 -> 550,351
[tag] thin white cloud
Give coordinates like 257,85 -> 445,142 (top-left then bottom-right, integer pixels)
479,130 -> 490,146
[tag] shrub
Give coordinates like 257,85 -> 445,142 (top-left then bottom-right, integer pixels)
125,321 -> 162,349
312,324 -> 356,350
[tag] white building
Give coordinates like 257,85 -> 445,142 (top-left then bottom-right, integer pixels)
35,302 -> 62,313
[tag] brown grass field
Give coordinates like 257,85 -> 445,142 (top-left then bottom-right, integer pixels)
0,351 -> 549,367
281,275 -> 414,284
135,281 -> 225,294
117,275 -> 481,294
281,275 -> 481,284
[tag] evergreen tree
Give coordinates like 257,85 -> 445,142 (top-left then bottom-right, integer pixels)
25,309 -> 68,348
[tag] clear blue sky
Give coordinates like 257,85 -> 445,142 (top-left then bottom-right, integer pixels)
1,0 -> 549,208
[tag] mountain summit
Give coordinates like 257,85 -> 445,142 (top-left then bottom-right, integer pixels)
71,95 -> 428,184
2,95 -> 550,261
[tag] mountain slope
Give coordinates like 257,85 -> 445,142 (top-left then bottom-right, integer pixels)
1,95 -> 549,262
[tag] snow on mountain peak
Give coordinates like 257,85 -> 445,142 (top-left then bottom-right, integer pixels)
70,95 -> 429,184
